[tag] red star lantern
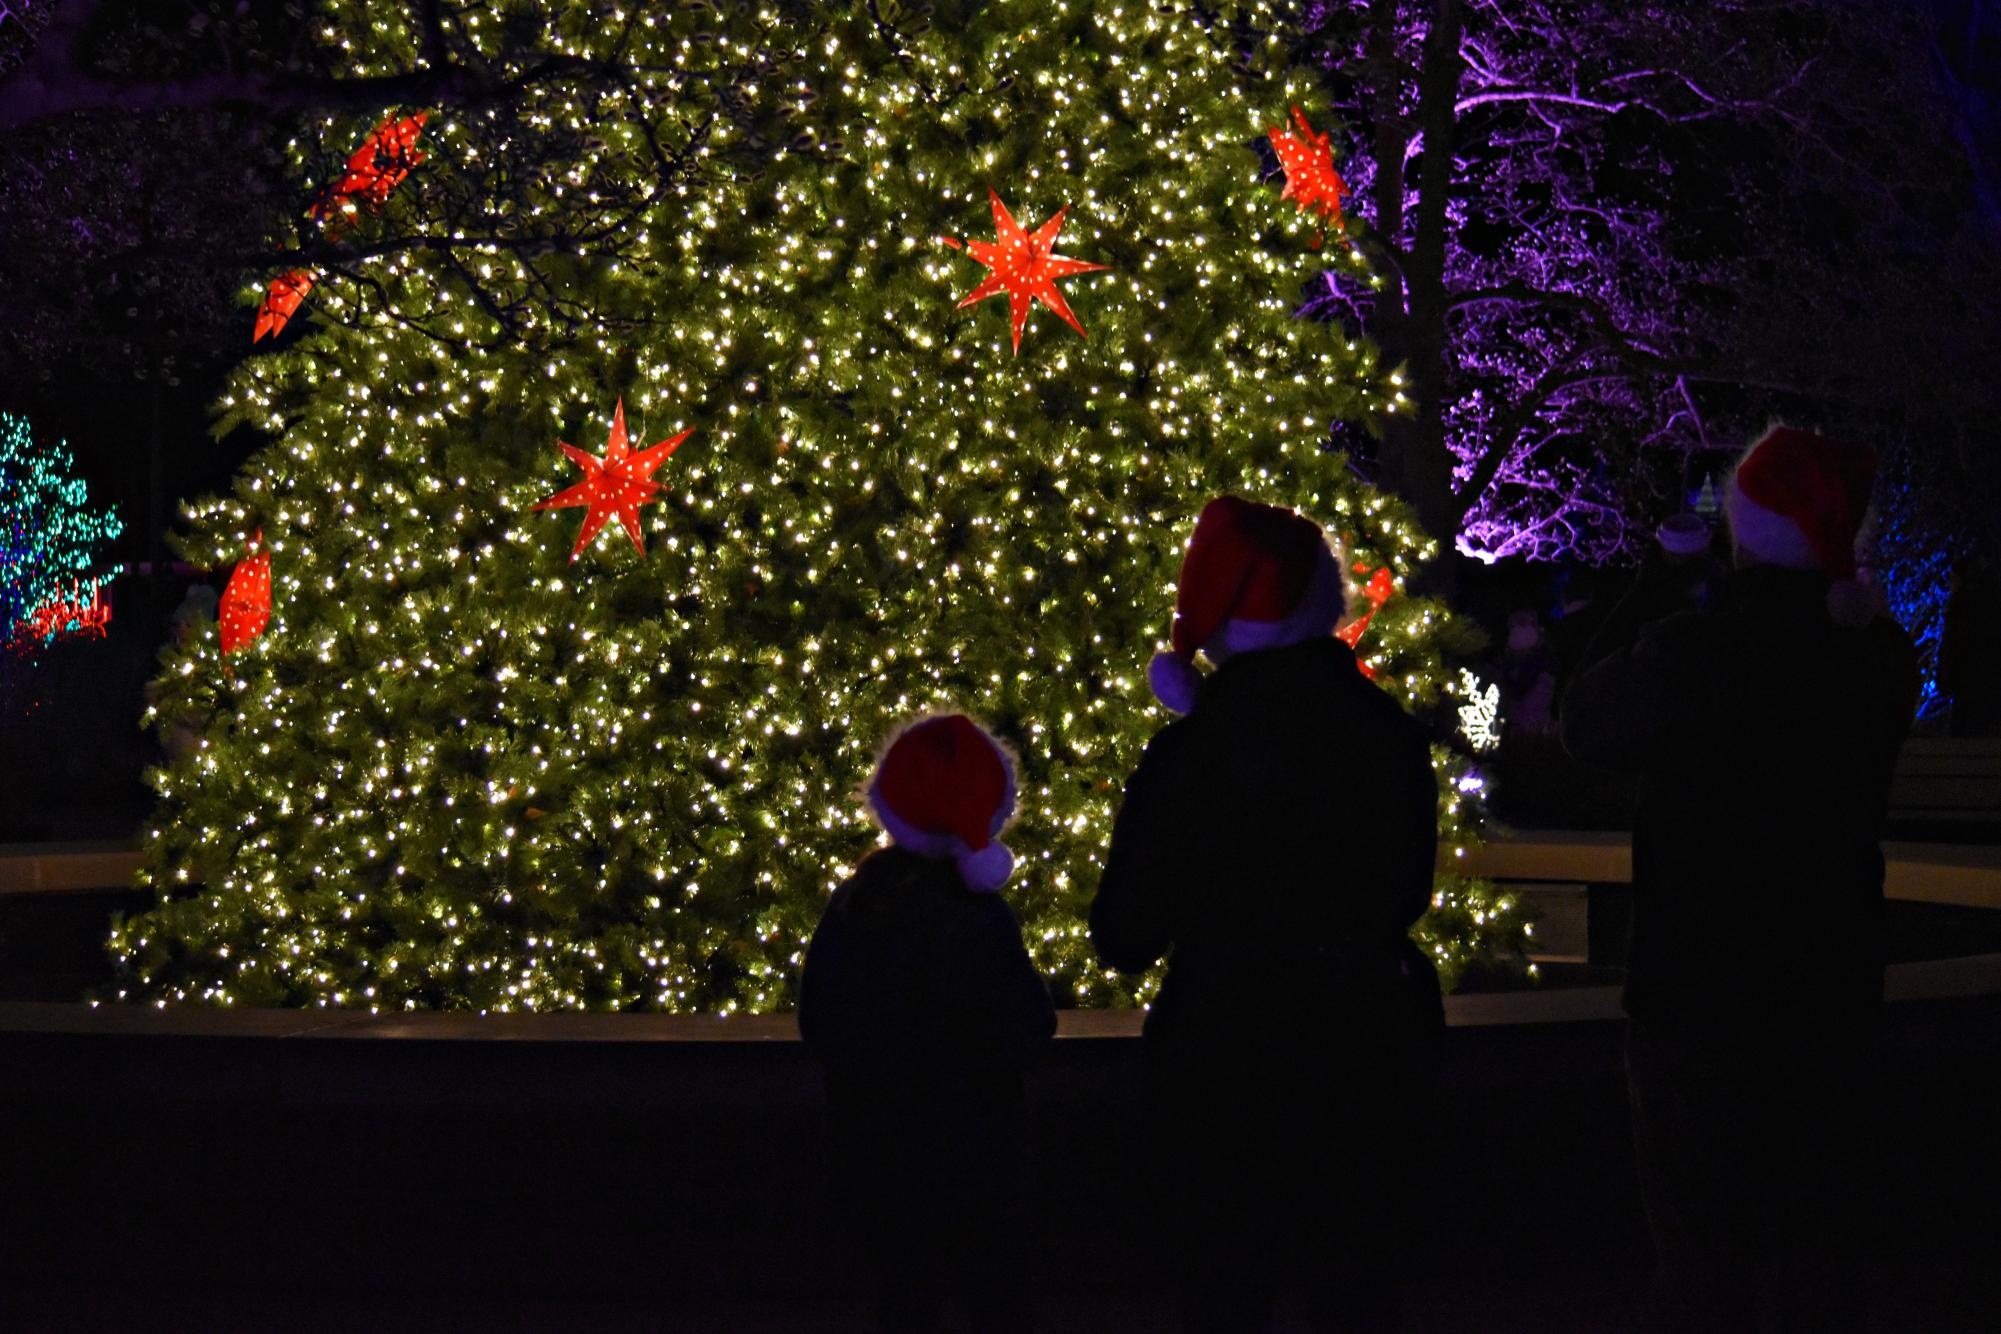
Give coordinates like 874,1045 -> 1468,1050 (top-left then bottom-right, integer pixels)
254,112 -> 430,341
1268,106 -> 1348,236
252,269 -> 317,343
313,111 -> 430,226
220,531 -> 273,656
943,189 -> 1109,354
1335,564 -> 1395,678
531,399 -> 691,561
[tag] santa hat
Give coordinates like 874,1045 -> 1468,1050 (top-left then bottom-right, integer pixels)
1148,495 -> 1346,714
1724,425 -> 1882,627
866,714 -> 1018,892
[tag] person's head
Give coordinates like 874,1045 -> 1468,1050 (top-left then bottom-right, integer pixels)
1505,609 -> 1542,653
1724,425 -> 1881,626
1655,512 -> 1714,566
1149,495 -> 1347,713
866,713 -> 1018,891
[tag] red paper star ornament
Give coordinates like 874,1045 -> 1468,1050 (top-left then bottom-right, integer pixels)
220,530 -> 273,655
1268,106 -> 1348,233
253,112 -> 429,342
531,399 -> 691,561
253,269 -> 317,343
313,111 -> 430,226
945,189 -> 1109,354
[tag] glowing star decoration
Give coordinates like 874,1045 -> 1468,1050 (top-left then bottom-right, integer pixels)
1267,106 -> 1347,239
530,399 -> 691,561
219,531 -> 272,656
942,189 -> 1108,354
1456,668 -> 1503,753
252,270 -> 316,343
1335,563 -> 1396,678
313,111 -> 431,225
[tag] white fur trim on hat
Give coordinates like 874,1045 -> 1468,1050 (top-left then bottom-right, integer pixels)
1725,476 -> 1886,628
1724,475 -> 1823,571
1206,542 -> 1347,659
863,724 -> 1018,892
1147,543 -> 1345,713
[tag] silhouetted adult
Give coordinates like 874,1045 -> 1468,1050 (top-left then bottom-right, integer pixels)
1092,496 -> 1443,1333
1563,427 -> 1918,1333
800,713 -> 1056,1333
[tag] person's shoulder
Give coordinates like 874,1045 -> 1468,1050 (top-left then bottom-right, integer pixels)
1315,640 -> 1425,731
834,845 -> 926,906
1863,609 -> 1917,654
1629,603 -> 1734,660
1646,600 -> 1727,637
1134,705 -> 1203,771
961,884 -> 1027,933
1858,610 -> 1921,688
840,852 -> 940,892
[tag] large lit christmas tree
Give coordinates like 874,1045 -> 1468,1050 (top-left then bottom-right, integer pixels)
113,0 -> 1525,1013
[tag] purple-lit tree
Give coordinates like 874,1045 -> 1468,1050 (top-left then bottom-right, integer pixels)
1293,1 -> 1869,564
1290,0 -> 2001,720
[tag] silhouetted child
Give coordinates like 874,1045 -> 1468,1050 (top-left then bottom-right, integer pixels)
799,713 -> 1056,1333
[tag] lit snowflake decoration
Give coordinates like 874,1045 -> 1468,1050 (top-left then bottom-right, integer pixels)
1456,668 -> 1502,753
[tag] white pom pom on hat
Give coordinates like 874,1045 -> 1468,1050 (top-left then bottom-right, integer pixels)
1148,650 -> 1204,716
1723,425 -> 1883,629
866,713 -> 1018,892
1150,495 -> 1348,713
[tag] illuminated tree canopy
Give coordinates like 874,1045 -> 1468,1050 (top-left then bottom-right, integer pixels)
112,0 -> 1525,1014
1,410 -> 122,657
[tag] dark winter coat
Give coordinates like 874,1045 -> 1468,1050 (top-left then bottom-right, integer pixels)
1562,563 -> 1919,1039
1090,636 -> 1444,1323
799,847 -> 1053,1322
1091,636 -> 1443,1045
799,845 -> 1055,1121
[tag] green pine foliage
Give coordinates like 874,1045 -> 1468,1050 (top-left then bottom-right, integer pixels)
113,0 -> 1528,1013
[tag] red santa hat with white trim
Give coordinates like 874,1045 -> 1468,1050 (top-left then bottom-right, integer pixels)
866,713 -> 1018,892
1148,495 -> 1347,714
1724,425 -> 1883,627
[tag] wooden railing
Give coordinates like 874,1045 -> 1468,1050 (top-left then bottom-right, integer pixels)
1890,737 -> 2001,828
4,832 -> 1997,1037
0,841 -> 143,896
1455,831 -> 2001,910
11,832 -> 1994,905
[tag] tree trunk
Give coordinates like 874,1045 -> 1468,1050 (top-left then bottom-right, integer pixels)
1364,0 -> 1417,511
1375,0 -> 1463,569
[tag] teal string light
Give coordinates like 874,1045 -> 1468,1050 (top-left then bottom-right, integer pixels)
1,411 -> 123,653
